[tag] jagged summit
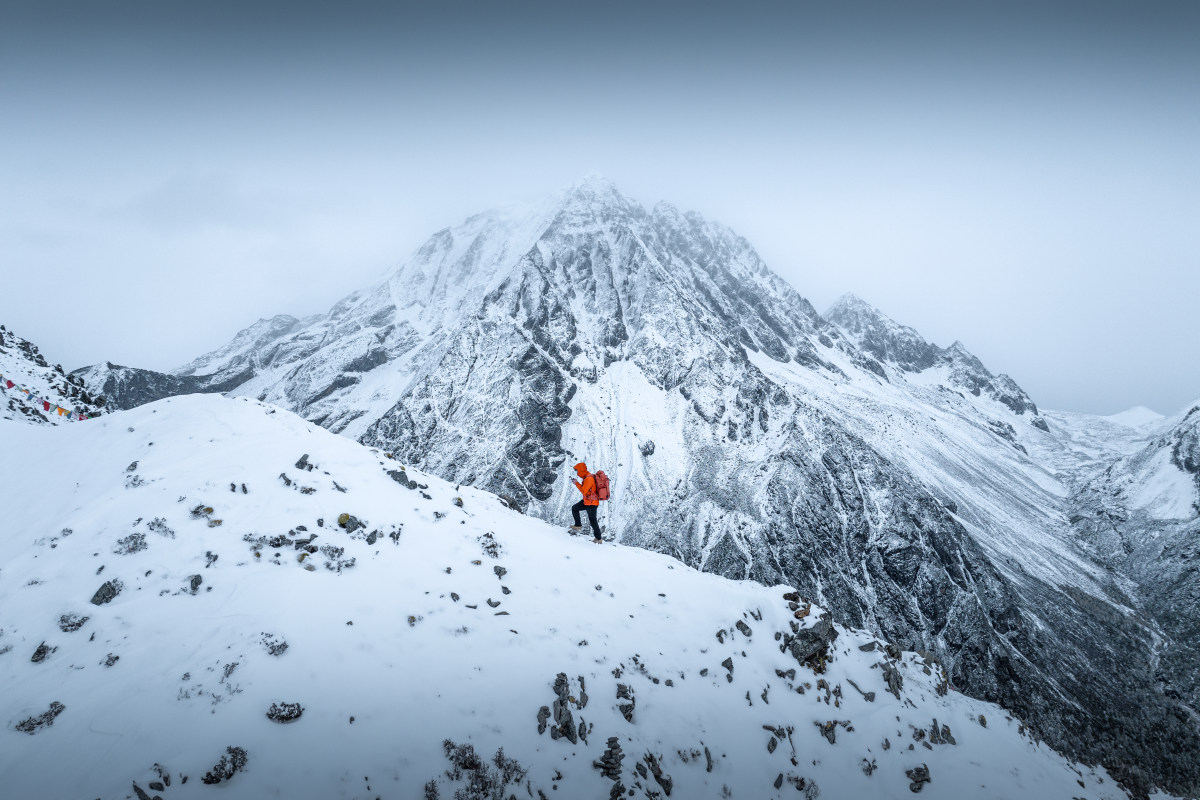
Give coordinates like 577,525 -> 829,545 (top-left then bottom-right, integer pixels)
825,293 -> 941,372
825,296 -> 1039,417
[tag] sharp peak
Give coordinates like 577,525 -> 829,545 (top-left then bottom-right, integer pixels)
825,293 -> 892,322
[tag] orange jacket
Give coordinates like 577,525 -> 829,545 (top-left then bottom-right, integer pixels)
573,462 -> 598,506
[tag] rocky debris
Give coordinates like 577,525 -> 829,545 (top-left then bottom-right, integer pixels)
261,633 -> 288,656
928,718 -> 955,745
494,565 -> 507,579
536,706 -> 551,734
186,574 -> 203,594
846,677 -> 875,702
293,533 -> 319,552
337,513 -> 364,533
103,653 -> 119,667
190,504 -> 214,519
721,656 -> 734,682
58,613 -> 89,632
879,661 -> 904,699
549,673 -> 578,743
617,682 -> 636,722
735,620 -> 753,637
642,752 -> 673,796
594,736 -> 625,780
146,518 -> 174,538
906,764 -> 931,792
814,719 -> 853,744
453,496 -> 463,508
434,740 -> 528,799
477,532 -> 501,558
862,757 -> 877,776
14,701 -> 65,734
295,453 -> 313,471
486,599 -> 501,608
978,714 -> 987,728
205,550 -> 218,568
266,702 -> 304,723
114,532 -> 148,554
201,746 -> 248,785
31,642 -> 57,663
639,439 -> 655,456
130,781 -> 155,800
90,579 -> 123,606
386,468 -> 427,490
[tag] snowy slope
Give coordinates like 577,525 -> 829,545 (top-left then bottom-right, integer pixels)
69,180 -> 1200,796
1,323 -> 105,424
0,395 -> 1136,800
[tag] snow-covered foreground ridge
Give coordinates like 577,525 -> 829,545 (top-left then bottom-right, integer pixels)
0,396 -> 1133,800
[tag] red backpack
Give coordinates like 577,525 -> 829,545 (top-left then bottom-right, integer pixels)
594,470 -> 610,501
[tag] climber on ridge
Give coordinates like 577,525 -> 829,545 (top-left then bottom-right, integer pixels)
568,461 -> 608,544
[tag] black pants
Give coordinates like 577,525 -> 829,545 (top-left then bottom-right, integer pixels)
571,500 -> 599,534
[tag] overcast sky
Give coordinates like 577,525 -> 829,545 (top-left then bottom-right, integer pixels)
2,1 -> 1197,415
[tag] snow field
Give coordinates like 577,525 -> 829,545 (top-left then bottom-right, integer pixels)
0,395 -> 1133,799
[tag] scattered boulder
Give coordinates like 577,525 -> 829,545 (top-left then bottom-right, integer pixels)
787,611 -> 838,672
549,673 -> 578,743
114,532 -> 147,555
295,454 -> 313,471
735,620 -> 753,637
31,642 -> 57,663
337,513 -> 364,533
14,701 -> 65,734
906,764 -> 931,793
639,440 -> 655,456
617,683 -> 636,722
266,702 -> 304,723
201,746 -> 248,785
58,613 -> 89,633
186,575 -> 203,594
261,633 -> 288,656
593,737 -> 624,781
90,579 -> 123,606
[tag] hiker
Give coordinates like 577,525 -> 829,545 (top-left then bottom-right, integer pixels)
568,462 -> 603,543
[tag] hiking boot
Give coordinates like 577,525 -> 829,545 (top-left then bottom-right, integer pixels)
568,525 -> 583,532
593,537 -> 603,544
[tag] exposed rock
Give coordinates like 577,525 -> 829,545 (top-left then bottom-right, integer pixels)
906,764 -> 931,792
31,642 -> 57,663
14,701 -> 65,734
266,702 -> 304,723
58,613 -> 89,633
90,579 -> 123,605
201,746 -> 248,784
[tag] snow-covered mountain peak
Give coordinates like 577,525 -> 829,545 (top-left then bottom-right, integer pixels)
1104,405 -> 1166,431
